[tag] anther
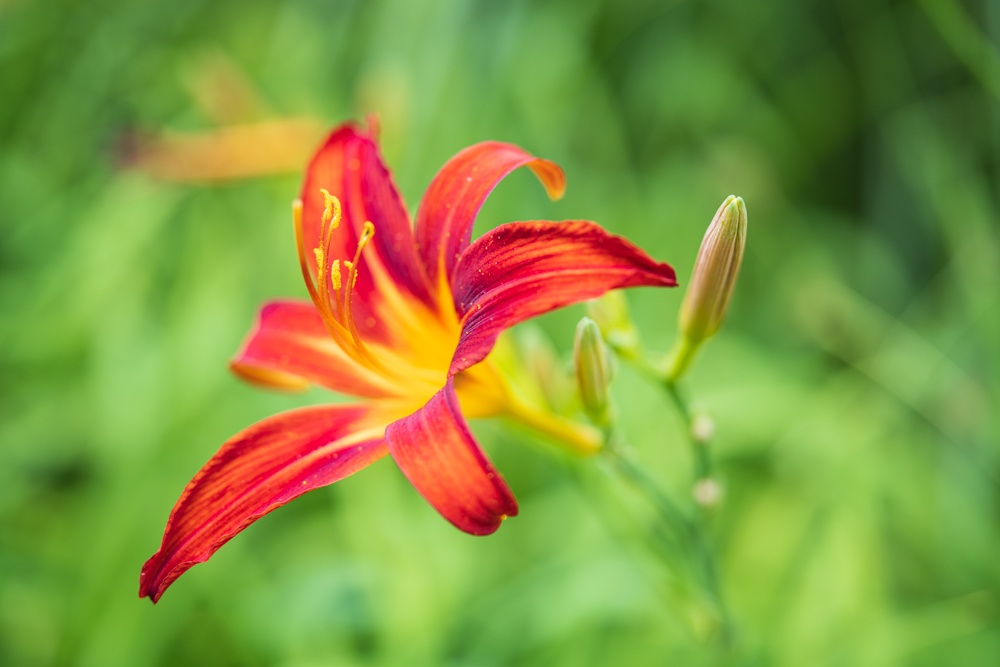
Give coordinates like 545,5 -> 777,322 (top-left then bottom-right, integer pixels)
358,221 -> 375,248
331,260 -> 341,291
320,189 -> 339,228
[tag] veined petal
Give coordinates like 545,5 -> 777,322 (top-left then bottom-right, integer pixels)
139,403 -> 396,603
301,123 -> 435,342
449,220 -> 677,375
385,378 -> 518,535
414,142 -> 565,290
230,300 -> 403,398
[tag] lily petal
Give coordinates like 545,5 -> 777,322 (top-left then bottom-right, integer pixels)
301,123 -> 435,341
414,141 -> 565,289
139,403 -> 393,602
385,378 -> 518,535
449,220 -> 677,375
230,300 -> 403,398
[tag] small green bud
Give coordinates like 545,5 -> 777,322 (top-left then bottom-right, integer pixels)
573,317 -> 611,425
666,195 -> 747,381
586,290 -> 640,358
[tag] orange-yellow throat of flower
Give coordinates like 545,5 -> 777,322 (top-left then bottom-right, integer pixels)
291,192 -> 484,408
291,191 -> 600,455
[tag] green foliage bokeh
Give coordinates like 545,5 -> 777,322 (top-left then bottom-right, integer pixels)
2,0 -> 999,664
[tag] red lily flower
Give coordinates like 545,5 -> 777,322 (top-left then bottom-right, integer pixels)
139,120 -> 677,602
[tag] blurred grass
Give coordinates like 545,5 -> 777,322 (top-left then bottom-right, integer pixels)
2,0 -> 1000,665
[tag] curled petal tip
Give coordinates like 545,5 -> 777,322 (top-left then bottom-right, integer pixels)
415,142 -> 570,287
528,158 -> 566,201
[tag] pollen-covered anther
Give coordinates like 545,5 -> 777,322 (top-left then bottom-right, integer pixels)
313,247 -> 325,278
331,260 -> 341,291
347,222 -> 376,291
320,188 -> 339,228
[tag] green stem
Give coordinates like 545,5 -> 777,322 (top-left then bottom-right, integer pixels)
663,380 -> 712,481
612,350 -> 737,652
662,381 -> 734,652
604,432 -> 736,652
604,434 -> 689,534
664,334 -> 701,384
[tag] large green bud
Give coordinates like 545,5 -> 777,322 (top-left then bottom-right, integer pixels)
666,195 -> 747,381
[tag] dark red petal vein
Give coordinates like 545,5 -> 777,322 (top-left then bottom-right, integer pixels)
385,378 -> 518,535
230,300 -> 403,398
449,220 -> 676,375
414,141 -> 565,289
139,404 -> 393,602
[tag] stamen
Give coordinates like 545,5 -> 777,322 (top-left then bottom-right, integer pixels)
343,222 -> 378,361
341,262 -> 353,313
294,197 -> 388,377
292,197 -> 356,361
317,192 -> 344,323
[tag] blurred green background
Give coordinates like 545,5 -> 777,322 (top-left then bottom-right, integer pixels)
3,0 -> 1000,664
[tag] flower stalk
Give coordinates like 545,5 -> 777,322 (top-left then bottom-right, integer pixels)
580,196 -> 749,651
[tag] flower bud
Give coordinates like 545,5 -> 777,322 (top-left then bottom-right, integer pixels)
573,317 -> 611,425
681,195 -> 747,340
586,290 -> 640,358
690,412 -> 715,444
666,195 -> 747,381
692,478 -> 722,509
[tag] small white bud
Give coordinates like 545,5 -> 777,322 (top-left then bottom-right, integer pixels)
690,413 -> 715,444
692,478 -> 722,508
